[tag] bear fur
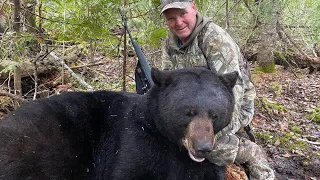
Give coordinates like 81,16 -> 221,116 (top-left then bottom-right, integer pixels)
0,67 -> 238,180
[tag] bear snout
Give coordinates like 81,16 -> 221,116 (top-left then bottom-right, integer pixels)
195,141 -> 213,156
183,115 -> 215,162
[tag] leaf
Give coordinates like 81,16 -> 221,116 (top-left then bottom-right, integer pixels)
281,153 -> 292,158
146,27 -> 167,48
274,139 -> 281,146
252,118 -> 260,126
279,121 -> 289,131
0,62 -> 19,74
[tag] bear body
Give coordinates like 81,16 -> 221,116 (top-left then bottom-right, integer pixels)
0,67 -> 238,180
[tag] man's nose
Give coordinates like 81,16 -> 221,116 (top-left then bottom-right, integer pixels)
175,16 -> 184,26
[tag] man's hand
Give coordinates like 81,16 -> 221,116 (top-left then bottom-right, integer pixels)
206,134 -> 239,166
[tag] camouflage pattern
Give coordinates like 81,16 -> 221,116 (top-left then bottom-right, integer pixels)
207,135 -> 275,179
160,0 -> 193,13
207,134 -> 240,166
236,137 -> 275,180
161,13 -> 275,180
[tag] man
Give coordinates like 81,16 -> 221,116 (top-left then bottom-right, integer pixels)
160,0 -> 275,179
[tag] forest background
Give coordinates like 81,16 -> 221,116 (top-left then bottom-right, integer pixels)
0,0 -> 319,179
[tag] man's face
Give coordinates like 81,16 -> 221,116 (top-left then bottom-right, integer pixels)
164,3 -> 197,43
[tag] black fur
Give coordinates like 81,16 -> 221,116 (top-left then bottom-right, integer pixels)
0,67 -> 237,180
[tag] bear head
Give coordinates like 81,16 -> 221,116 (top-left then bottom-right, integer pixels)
149,67 -> 238,163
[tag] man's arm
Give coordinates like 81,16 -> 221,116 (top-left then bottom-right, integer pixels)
199,22 -> 256,135
161,39 -> 174,70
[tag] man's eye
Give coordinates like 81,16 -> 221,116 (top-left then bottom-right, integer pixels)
168,18 -> 175,22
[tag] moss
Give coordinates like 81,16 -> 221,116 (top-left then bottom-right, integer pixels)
256,62 -> 276,73
255,132 -> 273,144
307,107 -> 320,123
290,125 -> 303,134
258,98 -> 286,114
271,84 -> 282,96
256,131 -> 308,151
302,160 -> 311,166
252,69 -> 265,76
251,70 -> 264,83
277,132 -> 309,151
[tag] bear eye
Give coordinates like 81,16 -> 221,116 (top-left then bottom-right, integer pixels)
209,111 -> 218,120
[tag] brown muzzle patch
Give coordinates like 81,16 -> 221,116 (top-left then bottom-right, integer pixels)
183,115 -> 215,162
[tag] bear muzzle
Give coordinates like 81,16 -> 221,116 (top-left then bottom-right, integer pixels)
182,116 -> 215,163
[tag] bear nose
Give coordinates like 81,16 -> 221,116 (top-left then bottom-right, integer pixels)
196,142 -> 213,156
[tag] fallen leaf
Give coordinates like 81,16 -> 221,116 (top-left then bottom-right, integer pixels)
252,118 -> 260,126
281,153 -> 292,158
278,121 -> 289,131
274,139 -> 281,146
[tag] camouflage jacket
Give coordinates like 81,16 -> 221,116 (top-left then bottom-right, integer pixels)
161,14 -> 276,179
161,13 -> 256,136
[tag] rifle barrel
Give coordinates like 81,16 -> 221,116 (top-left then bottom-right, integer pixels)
119,8 -> 154,88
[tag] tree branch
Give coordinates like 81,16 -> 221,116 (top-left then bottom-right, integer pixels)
49,52 -> 93,90
0,92 -> 27,103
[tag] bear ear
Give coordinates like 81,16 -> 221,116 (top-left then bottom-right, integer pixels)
151,67 -> 169,87
219,71 -> 239,90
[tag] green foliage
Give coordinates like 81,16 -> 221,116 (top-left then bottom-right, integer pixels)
283,0 -> 320,46
145,27 -> 167,48
40,0 -> 122,42
6,0 -> 313,58
0,32 -> 38,74
0,61 -> 19,74
124,0 -> 165,48
37,0 -> 165,55
307,107 -> 320,123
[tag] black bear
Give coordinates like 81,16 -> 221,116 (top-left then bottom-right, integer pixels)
0,67 -> 238,180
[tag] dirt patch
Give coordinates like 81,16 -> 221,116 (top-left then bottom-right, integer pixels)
252,66 -> 320,180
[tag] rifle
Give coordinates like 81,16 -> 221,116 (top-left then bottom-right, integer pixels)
119,9 -> 154,94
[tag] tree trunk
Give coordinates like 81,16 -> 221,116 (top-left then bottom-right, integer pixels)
225,0 -> 230,30
256,0 -> 278,73
13,0 -> 22,98
0,10 -> 5,34
122,0 -> 127,92
23,0 -> 37,33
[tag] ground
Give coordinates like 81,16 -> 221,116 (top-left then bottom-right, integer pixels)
252,66 -> 320,180
0,60 -> 319,179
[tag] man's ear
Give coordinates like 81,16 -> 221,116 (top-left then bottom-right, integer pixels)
191,2 -> 197,15
151,67 -> 170,87
218,71 -> 239,90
